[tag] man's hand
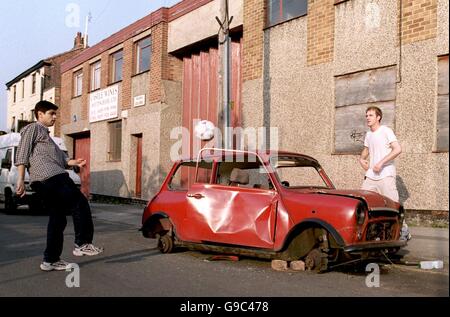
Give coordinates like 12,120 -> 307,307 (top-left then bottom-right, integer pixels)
16,179 -> 26,198
68,159 -> 87,168
359,158 -> 369,171
359,147 -> 370,171
373,162 -> 383,173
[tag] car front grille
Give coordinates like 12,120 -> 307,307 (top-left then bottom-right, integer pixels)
365,221 -> 397,241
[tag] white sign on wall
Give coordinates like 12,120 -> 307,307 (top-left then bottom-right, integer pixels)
134,95 -> 146,107
89,85 -> 119,123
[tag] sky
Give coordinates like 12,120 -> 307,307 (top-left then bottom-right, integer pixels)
0,0 -> 181,131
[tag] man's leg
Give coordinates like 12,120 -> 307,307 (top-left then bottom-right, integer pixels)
362,177 -> 382,195
44,208 -> 67,263
71,190 -> 94,246
380,176 -> 411,241
57,174 -> 102,256
380,176 -> 399,203
31,181 -> 67,264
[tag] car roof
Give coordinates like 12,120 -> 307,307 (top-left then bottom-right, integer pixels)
179,149 -> 319,165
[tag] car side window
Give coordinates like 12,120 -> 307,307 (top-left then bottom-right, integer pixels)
277,166 -> 327,188
1,148 -> 13,171
169,161 -> 213,191
215,155 -> 273,190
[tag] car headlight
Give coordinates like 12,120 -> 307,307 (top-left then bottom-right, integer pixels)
356,204 -> 366,225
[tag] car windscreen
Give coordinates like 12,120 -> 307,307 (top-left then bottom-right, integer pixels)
270,156 -> 330,189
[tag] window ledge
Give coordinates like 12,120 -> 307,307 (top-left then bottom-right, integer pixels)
265,13 -> 307,30
109,80 -> 122,86
132,69 -> 150,78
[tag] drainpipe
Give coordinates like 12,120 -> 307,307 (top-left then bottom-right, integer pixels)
218,0 -> 233,149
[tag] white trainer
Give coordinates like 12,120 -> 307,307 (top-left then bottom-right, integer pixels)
73,243 -> 104,256
40,260 -> 72,271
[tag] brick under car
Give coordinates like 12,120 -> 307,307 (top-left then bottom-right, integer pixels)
141,149 -> 407,272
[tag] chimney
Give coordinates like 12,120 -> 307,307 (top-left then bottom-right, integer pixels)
73,32 -> 84,50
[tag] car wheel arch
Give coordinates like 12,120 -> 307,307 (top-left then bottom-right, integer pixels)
142,212 -> 177,239
278,219 -> 345,261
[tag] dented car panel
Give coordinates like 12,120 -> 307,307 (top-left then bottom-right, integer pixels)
141,149 -> 406,271
183,183 -> 278,248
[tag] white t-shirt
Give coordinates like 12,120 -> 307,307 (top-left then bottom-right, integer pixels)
364,125 -> 398,180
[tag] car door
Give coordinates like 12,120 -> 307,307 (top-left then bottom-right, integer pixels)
184,155 -> 278,249
0,148 -> 9,196
0,148 -> 13,196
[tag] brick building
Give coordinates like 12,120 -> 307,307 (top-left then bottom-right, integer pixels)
59,0 -> 448,215
5,33 -> 85,136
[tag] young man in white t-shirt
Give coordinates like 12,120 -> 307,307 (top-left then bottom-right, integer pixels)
359,106 -> 411,240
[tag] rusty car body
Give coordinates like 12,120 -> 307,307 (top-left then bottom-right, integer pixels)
141,148 -> 407,271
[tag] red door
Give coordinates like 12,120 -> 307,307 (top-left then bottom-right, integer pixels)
184,183 -> 278,248
182,37 -> 243,157
135,135 -> 143,198
74,136 -> 90,198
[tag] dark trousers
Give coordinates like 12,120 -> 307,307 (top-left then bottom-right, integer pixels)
31,173 -> 94,263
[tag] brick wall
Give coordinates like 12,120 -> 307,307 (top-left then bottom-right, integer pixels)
307,0 -> 335,66
60,71 -> 72,127
243,0 -> 265,81
168,55 -> 183,82
47,48 -> 84,89
100,52 -> 110,88
81,63 -> 90,121
401,0 -> 437,45
122,39 -> 133,110
149,22 -> 165,104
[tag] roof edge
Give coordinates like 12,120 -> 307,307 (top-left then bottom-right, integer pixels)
5,60 -> 49,88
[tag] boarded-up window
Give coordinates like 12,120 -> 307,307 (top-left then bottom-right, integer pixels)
436,55 -> 449,152
334,66 -> 397,154
108,120 -> 122,161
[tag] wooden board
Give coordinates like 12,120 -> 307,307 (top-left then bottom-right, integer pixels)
334,102 -> 396,154
436,94 -> 449,152
335,66 -> 397,108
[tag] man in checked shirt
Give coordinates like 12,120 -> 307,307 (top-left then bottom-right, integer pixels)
16,101 -> 103,272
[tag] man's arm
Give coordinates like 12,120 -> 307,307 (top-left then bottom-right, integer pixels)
15,125 -> 37,197
68,159 -> 87,168
373,141 -> 402,173
359,147 -> 370,171
16,165 -> 26,197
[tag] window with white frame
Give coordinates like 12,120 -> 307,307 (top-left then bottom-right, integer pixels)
32,73 -> 36,95
136,37 -> 151,74
74,70 -> 83,97
111,50 -> 123,83
21,79 -> 25,99
91,61 -> 101,91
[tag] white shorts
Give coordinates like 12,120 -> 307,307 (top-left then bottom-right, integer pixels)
362,176 -> 399,203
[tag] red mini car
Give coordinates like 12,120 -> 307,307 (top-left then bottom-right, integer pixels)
141,148 -> 406,271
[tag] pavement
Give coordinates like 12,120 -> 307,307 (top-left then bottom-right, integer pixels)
89,202 -> 449,272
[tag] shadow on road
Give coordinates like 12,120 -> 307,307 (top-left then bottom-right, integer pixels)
78,248 -> 161,267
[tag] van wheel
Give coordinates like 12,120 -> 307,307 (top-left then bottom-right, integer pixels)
157,234 -> 174,254
4,189 -> 17,214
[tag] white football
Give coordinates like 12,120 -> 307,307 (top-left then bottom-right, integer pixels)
194,120 -> 215,141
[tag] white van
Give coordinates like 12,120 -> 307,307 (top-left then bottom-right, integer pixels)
0,133 -> 81,213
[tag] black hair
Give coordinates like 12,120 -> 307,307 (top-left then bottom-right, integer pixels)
34,101 -> 58,120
